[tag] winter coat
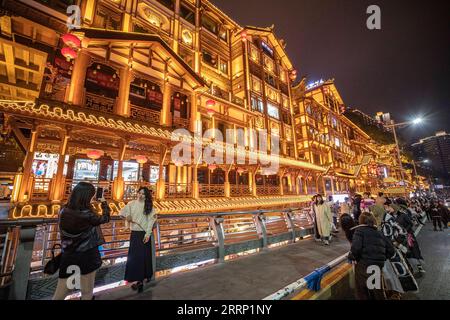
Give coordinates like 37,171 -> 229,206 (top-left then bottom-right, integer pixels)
349,225 -> 395,267
313,203 -> 332,238
59,202 -> 110,253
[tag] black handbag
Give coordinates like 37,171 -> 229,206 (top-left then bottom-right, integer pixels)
43,244 -> 62,275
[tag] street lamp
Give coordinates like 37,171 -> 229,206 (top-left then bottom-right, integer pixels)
385,117 -> 424,186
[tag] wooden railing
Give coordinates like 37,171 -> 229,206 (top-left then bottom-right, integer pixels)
256,185 -> 280,196
230,185 -> 252,197
30,178 -> 52,201
199,184 -> 225,198
129,105 -> 161,126
165,183 -> 192,199
173,117 -> 190,129
84,92 -> 115,114
123,182 -> 156,201
283,186 -> 297,195
63,179 -> 113,200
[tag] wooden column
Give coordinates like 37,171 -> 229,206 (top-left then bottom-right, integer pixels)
156,145 -> 167,200
224,166 -> 231,198
172,0 -> 181,53
192,165 -> 199,199
19,126 -> 39,202
50,128 -> 70,202
160,81 -> 172,127
115,66 -> 132,117
113,141 -> 127,201
67,50 -> 90,106
190,91 -> 198,132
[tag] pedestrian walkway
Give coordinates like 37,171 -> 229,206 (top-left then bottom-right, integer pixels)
96,233 -> 350,300
403,223 -> 450,300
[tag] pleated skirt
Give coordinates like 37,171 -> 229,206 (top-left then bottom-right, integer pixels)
124,231 -> 153,282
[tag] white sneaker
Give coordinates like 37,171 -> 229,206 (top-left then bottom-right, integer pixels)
324,240 -> 330,245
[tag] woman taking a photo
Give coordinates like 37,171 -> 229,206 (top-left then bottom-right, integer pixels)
53,182 -> 110,300
120,187 -> 157,293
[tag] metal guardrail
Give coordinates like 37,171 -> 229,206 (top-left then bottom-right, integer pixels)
263,252 -> 350,300
0,207 -> 314,299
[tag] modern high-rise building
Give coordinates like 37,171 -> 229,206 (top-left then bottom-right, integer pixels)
412,131 -> 450,183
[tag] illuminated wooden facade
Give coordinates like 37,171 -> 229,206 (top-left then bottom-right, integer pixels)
0,0 -> 328,218
292,79 -> 408,195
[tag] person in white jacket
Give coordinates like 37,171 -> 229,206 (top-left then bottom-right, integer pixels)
120,187 -> 157,293
313,194 -> 333,245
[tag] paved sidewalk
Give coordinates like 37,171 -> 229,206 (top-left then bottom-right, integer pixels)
96,233 -> 350,300
403,223 -> 450,300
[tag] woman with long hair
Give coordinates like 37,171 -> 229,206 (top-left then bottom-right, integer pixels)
313,194 -> 332,245
53,182 -> 110,300
120,187 -> 157,293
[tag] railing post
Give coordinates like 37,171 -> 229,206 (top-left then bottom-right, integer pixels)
8,226 -> 36,300
213,217 -> 225,263
256,213 -> 268,249
285,211 -> 297,243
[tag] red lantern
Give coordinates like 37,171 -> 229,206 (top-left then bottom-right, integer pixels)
61,33 -> 81,48
86,149 -> 102,161
135,155 -> 148,164
241,30 -> 248,42
61,47 -> 77,61
206,99 -> 216,117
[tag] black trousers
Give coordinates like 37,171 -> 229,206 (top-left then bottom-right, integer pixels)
354,263 -> 386,300
124,231 -> 153,283
432,216 -> 442,230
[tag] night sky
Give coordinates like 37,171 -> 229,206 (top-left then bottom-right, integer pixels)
211,0 -> 450,143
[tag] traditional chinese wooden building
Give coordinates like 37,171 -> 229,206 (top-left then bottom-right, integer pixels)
0,0 -> 328,219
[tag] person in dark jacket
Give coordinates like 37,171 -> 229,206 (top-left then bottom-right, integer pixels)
53,182 -> 110,300
394,198 -> 425,274
349,212 -> 395,300
339,210 -> 356,243
429,201 -> 442,231
352,194 -> 362,223
438,200 -> 449,229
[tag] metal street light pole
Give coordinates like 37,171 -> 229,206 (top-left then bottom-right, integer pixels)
385,117 -> 423,187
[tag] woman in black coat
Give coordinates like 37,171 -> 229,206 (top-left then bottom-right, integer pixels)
53,182 -> 110,300
394,199 -> 425,274
349,212 -> 395,300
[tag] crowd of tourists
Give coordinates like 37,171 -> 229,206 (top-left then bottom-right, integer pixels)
310,191 -> 449,300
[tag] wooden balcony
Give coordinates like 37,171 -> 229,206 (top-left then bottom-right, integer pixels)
230,185 -> 252,197
165,183 -> 192,199
124,182 -> 156,201
199,184 -> 225,198
129,105 -> 161,126
256,185 -> 280,196
84,92 -> 115,114
282,186 -> 297,195
64,179 -> 113,201
173,117 -> 190,129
